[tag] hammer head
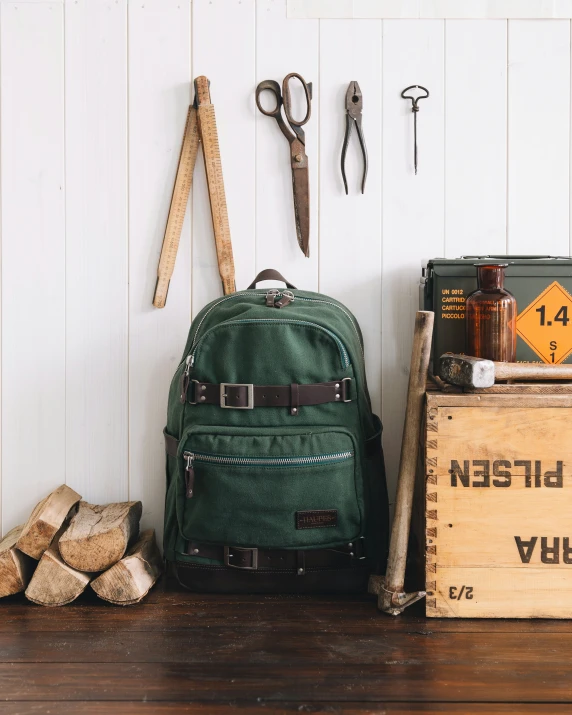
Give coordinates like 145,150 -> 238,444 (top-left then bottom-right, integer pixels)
438,354 -> 495,389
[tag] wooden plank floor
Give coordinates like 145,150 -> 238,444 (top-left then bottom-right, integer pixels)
1,580 -> 572,714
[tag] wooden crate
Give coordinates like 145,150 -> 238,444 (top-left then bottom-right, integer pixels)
422,390 -> 572,618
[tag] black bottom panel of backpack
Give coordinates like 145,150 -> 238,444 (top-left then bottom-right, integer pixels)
172,561 -> 373,594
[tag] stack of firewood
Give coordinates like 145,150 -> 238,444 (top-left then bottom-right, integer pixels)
0,485 -> 162,606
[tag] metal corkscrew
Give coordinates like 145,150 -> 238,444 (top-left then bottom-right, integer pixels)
401,85 -> 430,175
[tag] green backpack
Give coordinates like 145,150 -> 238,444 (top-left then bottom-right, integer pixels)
163,269 -> 389,592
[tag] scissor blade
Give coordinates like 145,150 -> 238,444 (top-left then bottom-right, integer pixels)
291,163 -> 310,257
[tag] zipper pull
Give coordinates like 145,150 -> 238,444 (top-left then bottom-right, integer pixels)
275,290 -> 295,309
179,355 -> 193,404
184,452 -> 195,498
265,289 -> 279,307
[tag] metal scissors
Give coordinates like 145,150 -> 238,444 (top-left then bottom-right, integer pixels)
256,73 -> 312,257
341,81 -> 368,194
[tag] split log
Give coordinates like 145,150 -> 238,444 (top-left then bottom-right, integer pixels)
16,484 -> 82,560
25,539 -> 91,606
91,529 -> 163,605
59,501 -> 142,572
0,525 -> 35,597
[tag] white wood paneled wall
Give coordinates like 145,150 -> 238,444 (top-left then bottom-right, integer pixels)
1,0 -> 572,540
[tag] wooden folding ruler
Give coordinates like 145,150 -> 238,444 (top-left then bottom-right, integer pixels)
153,76 -> 236,308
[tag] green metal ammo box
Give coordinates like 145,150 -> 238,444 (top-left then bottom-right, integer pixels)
422,256 -> 572,366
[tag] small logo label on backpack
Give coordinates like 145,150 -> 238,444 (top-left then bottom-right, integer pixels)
296,510 -> 338,529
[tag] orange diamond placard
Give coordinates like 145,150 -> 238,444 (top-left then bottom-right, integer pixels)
516,281 -> 572,364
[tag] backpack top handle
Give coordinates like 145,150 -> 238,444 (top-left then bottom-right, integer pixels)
247,269 -> 297,290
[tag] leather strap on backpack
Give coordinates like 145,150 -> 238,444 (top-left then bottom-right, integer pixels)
186,378 -> 352,410
164,430 -> 179,457
247,269 -> 297,289
185,539 -> 366,573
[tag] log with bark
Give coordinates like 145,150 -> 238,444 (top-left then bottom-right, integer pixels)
59,501 -> 142,572
0,525 -> 35,598
16,484 -> 82,560
91,529 -> 163,605
25,536 -> 92,607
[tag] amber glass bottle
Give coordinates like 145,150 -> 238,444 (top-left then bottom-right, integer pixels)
466,263 -> 516,362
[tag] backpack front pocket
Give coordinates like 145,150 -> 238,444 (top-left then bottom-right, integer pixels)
176,427 -> 362,550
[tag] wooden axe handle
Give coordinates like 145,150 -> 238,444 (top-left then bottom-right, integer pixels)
381,311 -> 434,614
494,362 -> 572,380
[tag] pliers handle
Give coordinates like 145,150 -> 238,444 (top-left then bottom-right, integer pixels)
341,81 -> 368,195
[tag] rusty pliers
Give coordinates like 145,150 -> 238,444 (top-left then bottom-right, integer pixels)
341,81 -> 368,195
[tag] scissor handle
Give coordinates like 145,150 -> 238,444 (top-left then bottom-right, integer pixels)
282,73 -> 312,127
255,79 -> 283,119
401,85 -> 429,110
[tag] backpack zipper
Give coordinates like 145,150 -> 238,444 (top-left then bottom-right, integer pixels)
295,296 -> 363,356
184,452 -> 195,498
189,291 -> 257,354
274,290 -> 295,309
182,449 -> 353,499
188,318 -> 351,370
188,289 -> 293,353
187,291 -> 362,356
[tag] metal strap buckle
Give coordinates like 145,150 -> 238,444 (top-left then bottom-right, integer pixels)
224,546 -> 258,570
352,536 -> 366,559
220,383 -> 254,409
188,380 -> 200,405
342,377 -> 352,403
